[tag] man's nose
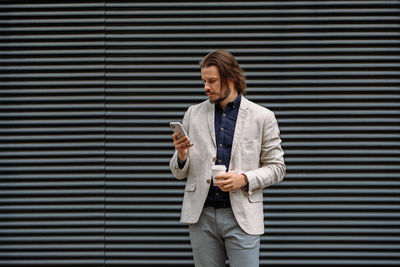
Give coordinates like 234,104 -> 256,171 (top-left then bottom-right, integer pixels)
204,82 -> 211,90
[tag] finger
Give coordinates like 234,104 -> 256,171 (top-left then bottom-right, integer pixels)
222,186 -> 231,192
174,136 -> 188,147
219,177 -> 231,185
219,185 -> 228,192
214,174 -> 227,180
220,184 -> 232,192
177,139 -> 191,150
176,136 -> 189,145
172,132 -> 181,141
216,181 -> 229,190
179,137 -> 191,145
214,180 -> 222,187
176,143 -> 186,151
172,133 -> 188,143
224,183 -> 234,191
181,139 -> 191,147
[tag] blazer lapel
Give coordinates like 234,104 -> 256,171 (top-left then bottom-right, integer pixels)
207,102 -> 216,147
230,97 -> 249,163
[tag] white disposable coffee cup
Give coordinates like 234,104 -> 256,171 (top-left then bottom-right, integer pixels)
211,165 -> 227,186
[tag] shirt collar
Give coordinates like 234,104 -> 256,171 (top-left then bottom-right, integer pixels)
216,93 -> 242,113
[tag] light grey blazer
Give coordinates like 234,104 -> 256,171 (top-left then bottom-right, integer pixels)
170,96 -> 286,235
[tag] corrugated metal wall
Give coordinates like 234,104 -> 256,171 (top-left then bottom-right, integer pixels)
1,1 -> 399,266
0,1 -> 106,266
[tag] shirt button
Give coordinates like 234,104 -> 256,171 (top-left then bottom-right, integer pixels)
221,128 -> 224,130
223,114 -> 226,117
216,193 -> 220,196
219,144 -> 222,147
207,179 -> 211,184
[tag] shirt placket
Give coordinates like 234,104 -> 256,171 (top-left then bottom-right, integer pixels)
217,111 -> 226,167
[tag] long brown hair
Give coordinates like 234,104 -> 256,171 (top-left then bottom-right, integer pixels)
200,49 -> 247,95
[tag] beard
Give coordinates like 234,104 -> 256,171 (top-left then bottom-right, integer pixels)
207,85 -> 230,105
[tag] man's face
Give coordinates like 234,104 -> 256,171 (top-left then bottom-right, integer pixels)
201,65 -> 230,104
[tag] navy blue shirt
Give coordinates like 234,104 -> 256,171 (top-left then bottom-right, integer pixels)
205,94 -> 241,206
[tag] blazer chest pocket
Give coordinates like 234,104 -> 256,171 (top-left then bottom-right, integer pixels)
240,139 -> 261,166
241,139 -> 260,154
185,183 -> 196,192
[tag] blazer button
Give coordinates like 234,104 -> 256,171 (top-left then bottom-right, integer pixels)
207,179 -> 211,184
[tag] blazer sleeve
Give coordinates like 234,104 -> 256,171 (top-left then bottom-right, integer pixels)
169,106 -> 192,180
244,111 -> 286,194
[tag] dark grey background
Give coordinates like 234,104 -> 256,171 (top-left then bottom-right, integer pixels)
1,1 -> 399,266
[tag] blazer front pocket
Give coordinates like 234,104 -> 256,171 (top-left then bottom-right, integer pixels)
248,191 -> 263,203
185,183 -> 196,192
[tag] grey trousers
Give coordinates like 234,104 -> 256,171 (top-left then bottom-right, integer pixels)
189,206 -> 260,267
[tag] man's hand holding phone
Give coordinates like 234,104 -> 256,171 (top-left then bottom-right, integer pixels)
170,122 -> 194,161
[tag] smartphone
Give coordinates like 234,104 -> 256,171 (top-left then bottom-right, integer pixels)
170,122 -> 192,145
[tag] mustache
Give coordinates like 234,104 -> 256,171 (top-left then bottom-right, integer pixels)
205,90 -> 213,94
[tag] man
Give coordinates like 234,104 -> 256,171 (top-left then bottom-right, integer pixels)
170,49 -> 286,266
